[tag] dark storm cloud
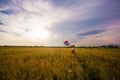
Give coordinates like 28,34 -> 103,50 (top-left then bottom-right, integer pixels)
0,21 -> 4,25
0,29 -> 6,32
0,10 -> 14,15
0,0 -> 11,7
77,30 -> 105,36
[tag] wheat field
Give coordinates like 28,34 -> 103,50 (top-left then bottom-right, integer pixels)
0,47 -> 120,80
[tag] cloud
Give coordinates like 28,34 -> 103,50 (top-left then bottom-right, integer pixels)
0,0 -> 73,45
74,20 -> 120,45
47,0 -> 103,38
0,9 -> 14,15
0,30 -> 6,32
0,21 -> 4,25
0,0 -> 120,46
0,0 -> 10,7
77,29 -> 105,36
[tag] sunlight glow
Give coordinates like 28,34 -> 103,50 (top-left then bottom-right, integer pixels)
25,27 -> 49,40
22,16 -> 51,41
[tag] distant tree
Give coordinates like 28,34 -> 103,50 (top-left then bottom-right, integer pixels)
101,45 -> 107,48
107,45 -> 118,48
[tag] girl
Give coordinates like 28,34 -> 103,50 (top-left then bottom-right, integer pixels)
72,45 -> 76,55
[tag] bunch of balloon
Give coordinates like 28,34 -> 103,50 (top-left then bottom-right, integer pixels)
64,39 -> 70,46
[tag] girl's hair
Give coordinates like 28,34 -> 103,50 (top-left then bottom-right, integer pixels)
72,45 -> 75,47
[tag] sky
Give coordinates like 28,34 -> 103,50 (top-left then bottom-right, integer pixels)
0,0 -> 120,46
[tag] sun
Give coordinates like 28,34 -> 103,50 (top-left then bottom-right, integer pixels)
26,27 -> 49,40
23,16 -> 52,41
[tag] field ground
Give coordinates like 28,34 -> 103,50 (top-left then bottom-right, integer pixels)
0,47 -> 120,80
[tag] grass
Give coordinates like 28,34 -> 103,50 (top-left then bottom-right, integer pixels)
0,47 -> 120,80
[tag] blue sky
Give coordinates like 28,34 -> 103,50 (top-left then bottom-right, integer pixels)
0,0 -> 120,46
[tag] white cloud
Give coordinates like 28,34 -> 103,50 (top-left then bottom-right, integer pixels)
0,0 -> 72,45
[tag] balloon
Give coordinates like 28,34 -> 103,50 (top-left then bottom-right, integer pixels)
64,38 -> 66,42
64,40 -> 70,46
